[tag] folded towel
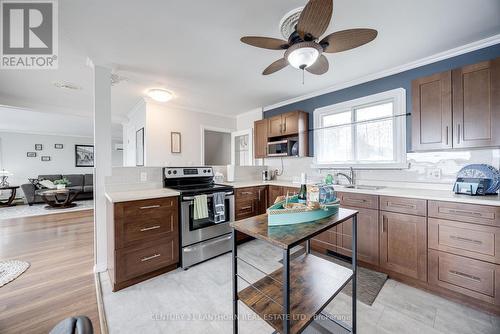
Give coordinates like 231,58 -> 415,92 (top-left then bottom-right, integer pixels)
213,192 -> 226,223
193,194 -> 209,220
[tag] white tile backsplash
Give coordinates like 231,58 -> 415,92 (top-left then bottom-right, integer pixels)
105,166 -> 163,192
261,148 -> 500,191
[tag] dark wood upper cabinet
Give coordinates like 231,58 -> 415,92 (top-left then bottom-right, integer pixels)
254,119 -> 268,158
268,115 -> 283,137
452,58 -> 500,148
411,71 -> 452,151
281,111 -> 300,136
267,110 -> 308,138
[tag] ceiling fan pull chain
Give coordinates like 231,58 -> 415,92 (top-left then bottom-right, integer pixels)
302,68 -> 305,85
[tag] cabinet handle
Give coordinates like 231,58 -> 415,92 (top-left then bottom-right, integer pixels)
141,253 -> 161,262
382,216 -> 387,232
240,206 -> 252,210
279,124 -> 283,133
450,235 -> 482,245
345,198 -> 367,203
140,225 -> 161,232
387,201 -> 416,209
445,126 -> 449,145
241,191 -> 253,195
140,205 -> 160,210
447,209 -> 481,217
283,122 -> 286,132
457,124 -> 461,144
449,270 -> 480,282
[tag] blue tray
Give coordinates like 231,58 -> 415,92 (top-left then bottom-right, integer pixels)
267,195 -> 339,226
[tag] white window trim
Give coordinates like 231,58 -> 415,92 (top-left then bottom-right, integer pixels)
312,88 -> 407,169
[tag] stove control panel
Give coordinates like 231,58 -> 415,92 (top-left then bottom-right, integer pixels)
164,167 -> 214,178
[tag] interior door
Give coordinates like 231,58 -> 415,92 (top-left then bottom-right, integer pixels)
452,57 -> 500,148
231,129 -> 253,166
379,211 -> 427,281
411,71 -> 452,151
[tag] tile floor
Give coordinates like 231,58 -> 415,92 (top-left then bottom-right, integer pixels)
100,240 -> 500,334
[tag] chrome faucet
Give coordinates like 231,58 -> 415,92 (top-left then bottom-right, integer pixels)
335,167 -> 355,187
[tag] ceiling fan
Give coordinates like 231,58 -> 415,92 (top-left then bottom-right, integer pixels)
241,0 -> 378,76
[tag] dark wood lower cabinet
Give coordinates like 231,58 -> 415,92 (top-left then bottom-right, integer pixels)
108,196 -> 179,291
235,186 -> 268,242
379,211 -> 427,282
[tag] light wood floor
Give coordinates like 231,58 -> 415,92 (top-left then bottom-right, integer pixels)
0,210 -> 101,334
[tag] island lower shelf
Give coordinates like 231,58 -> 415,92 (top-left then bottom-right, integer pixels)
238,254 -> 354,334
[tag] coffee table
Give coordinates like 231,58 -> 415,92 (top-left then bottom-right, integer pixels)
0,186 -> 19,207
38,189 -> 81,209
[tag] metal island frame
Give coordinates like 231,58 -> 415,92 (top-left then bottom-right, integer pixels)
230,207 -> 359,334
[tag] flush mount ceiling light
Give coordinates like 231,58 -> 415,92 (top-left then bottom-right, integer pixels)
240,0 -> 378,76
147,88 -> 173,102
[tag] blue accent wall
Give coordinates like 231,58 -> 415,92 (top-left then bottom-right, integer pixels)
264,43 -> 500,155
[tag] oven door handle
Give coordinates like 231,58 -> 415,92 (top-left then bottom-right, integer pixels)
182,192 -> 234,201
183,234 -> 232,252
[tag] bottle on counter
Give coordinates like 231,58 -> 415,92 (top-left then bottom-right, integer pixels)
298,172 -> 307,204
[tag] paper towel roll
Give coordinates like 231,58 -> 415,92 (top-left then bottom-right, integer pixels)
227,165 -> 235,182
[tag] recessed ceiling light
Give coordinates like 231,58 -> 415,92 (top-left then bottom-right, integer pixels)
147,88 -> 173,102
53,81 -> 82,90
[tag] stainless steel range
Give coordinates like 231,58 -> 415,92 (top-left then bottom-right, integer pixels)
163,167 -> 234,269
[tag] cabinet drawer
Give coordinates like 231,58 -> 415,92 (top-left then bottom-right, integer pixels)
117,210 -> 178,249
428,218 -> 500,264
121,197 -> 177,219
428,250 -> 500,305
428,201 -> 500,227
116,237 -> 178,282
235,187 -> 259,200
338,192 -> 378,210
235,199 -> 256,220
380,196 -> 426,216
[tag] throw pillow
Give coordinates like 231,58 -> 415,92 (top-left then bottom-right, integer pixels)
28,178 -> 43,190
39,179 -> 56,189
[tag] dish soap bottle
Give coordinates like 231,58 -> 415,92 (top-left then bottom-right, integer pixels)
298,172 -> 307,204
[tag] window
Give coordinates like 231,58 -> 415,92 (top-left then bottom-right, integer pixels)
314,88 -> 406,168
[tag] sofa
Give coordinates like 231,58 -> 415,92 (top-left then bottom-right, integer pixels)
21,174 -> 93,205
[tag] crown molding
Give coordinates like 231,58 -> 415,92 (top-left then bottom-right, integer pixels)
235,107 -> 263,118
263,34 -> 500,112
145,99 -> 238,119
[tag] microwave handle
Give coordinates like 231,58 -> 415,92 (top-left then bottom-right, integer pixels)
267,140 -> 288,145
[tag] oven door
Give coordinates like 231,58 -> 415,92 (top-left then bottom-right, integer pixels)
181,193 -> 234,246
267,140 -> 289,157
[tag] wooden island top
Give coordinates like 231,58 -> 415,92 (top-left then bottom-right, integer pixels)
230,207 -> 358,249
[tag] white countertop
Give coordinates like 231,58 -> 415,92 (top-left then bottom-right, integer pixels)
223,180 -> 500,206
105,188 -> 180,203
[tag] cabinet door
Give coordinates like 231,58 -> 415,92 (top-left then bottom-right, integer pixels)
256,186 -> 268,214
254,119 -> 268,158
267,115 -> 283,137
282,186 -> 299,196
411,71 -> 452,151
380,211 -> 427,281
335,207 -> 379,266
281,111 -> 299,136
268,186 -> 283,207
452,58 -> 500,148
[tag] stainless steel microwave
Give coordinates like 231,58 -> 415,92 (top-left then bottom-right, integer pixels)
267,138 -> 298,157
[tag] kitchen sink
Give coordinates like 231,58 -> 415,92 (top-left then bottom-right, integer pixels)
341,184 -> 385,190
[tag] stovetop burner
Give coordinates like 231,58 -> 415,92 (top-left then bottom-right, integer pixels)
163,166 -> 233,196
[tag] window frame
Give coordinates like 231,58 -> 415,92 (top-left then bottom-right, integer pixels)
313,88 -> 407,169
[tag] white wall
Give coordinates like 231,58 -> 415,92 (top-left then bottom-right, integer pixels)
0,131 -> 94,191
122,100 -> 146,166
236,107 -> 262,130
144,102 -> 236,166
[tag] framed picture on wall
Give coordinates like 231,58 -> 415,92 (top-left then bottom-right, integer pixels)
54,144 -> 63,149
27,152 -> 36,157
136,128 -> 144,166
171,132 -> 181,153
75,145 -> 94,167
35,144 -> 43,151
41,156 -> 51,161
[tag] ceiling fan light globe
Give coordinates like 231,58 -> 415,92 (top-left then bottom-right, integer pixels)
287,47 -> 319,69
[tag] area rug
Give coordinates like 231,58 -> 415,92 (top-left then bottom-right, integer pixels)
280,250 -> 387,306
0,200 -> 93,220
0,260 -> 30,287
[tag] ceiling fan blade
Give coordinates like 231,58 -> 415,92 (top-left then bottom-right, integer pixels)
262,58 -> 288,75
306,55 -> 329,75
297,0 -> 333,40
321,28 -> 378,53
241,36 -> 288,50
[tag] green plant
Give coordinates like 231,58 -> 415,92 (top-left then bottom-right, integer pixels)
53,177 -> 71,186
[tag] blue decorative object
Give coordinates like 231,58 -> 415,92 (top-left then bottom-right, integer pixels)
453,164 -> 500,195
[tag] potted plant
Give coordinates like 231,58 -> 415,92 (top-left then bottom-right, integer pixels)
53,177 -> 71,190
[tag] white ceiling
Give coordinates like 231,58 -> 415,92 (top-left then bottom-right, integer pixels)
0,0 -> 499,121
